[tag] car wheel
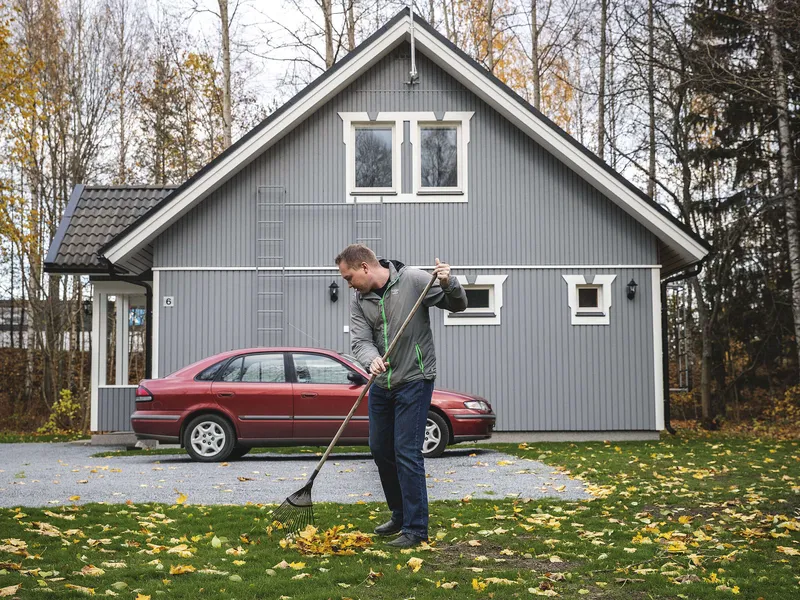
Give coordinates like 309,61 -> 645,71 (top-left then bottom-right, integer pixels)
228,446 -> 251,460
422,411 -> 449,458
184,414 -> 235,462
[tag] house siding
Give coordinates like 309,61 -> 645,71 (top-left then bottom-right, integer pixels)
152,43 -> 661,432
98,387 -> 137,432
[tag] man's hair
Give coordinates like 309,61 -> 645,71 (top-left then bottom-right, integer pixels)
335,244 -> 380,269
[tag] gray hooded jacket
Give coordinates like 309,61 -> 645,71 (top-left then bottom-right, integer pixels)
350,259 -> 468,390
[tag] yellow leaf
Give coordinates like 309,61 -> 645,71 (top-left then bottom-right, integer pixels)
69,496 -> 81,502
291,573 -> 311,580
407,557 -> 423,573
65,584 -> 95,595
81,565 -> 105,576
468,540 -> 481,547
440,581 -> 458,589
472,578 -> 487,592
174,490 -> 188,505
0,585 -> 21,597
135,595 -> 150,600
777,546 -> 799,556
288,562 -> 306,570
169,565 -> 196,575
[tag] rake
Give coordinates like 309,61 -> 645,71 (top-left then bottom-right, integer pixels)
270,270 -> 439,534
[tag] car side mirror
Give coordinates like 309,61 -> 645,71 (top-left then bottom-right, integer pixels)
348,372 -> 367,386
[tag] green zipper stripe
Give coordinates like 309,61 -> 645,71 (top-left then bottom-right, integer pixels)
415,343 -> 425,374
379,298 -> 391,389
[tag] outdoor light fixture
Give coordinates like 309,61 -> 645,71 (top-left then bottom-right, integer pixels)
82,299 -> 92,317
329,281 -> 339,303
626,279 -> 638,300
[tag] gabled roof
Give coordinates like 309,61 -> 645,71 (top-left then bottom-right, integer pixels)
99,8 -> 709,274
44,185 -> 175,273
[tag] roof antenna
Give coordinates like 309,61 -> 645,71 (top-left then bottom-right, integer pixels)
405,1 -> 419,86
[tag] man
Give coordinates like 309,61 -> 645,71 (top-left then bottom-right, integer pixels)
335,244 -> 468,548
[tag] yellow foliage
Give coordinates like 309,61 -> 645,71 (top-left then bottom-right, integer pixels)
279,525 -> 372,556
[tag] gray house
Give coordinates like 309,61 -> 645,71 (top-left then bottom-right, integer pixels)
45,9 -> 709,439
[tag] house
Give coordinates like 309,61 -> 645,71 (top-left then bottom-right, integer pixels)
45,9 -> 710,439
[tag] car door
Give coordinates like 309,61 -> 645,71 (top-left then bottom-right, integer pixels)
290,352 -> 368,441
210,352 -> 293,441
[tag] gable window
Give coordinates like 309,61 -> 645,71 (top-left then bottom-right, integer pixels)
563,275 -> 617,325
420,124 -> 459,190
445,274 -> 508,326
340,111 -> 473,202
355,125 -> 394,190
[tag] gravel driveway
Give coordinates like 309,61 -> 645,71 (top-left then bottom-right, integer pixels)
0,443 -> 589,508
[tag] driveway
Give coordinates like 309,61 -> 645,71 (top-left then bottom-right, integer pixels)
0,443 -> 590,507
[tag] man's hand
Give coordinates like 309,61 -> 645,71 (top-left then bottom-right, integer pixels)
433,258 -> 451,288
370,356 -> 387,376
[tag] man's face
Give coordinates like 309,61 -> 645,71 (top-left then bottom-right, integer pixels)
338,262 -> 371,294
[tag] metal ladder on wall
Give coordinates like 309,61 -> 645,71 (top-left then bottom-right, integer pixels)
256,186 -> 286,346
352,198 -> 385,259
667,283 -> 691,392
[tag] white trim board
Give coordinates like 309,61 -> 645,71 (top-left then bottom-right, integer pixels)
104,13 -> 706,270
153,264 -> 662,272
652,268 -> 665,430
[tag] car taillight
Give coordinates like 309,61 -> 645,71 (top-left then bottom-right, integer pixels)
136,385 -> 153,402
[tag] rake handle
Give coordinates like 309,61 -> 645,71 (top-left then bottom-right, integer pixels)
308,270 -> 439,480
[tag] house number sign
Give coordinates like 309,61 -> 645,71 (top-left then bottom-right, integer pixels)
163,296 -> 175,308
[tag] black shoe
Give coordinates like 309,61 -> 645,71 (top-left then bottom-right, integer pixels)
373,520 -> 403,536
386,533 -> 425,548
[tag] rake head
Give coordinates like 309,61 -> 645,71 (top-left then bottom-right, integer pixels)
269,480 -> 315,535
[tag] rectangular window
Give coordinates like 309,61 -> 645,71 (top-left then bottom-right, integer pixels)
241,353 -> 286,383
420,126 -> 458,188
445,275 -> 508,326
465,287 -> 491,310
354,124 -> 395,192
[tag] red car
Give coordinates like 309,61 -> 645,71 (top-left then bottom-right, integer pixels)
131,347 -> 495,462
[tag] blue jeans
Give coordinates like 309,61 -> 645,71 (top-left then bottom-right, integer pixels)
368,379 -> 433,540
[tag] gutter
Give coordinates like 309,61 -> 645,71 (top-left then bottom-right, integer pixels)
660,254 -> 712,434
98,255 -> 153,380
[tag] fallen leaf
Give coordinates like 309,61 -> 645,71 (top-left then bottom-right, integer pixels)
0,584 -> 21,597
169,565 -> 196,575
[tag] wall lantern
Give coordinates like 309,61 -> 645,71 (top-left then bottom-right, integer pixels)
329,281 -> 339,303
626,279 -> 638,300
82,299 -> 93,317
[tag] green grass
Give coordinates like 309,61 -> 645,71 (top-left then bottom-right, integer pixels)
1,430 -> 798,599
0,432 -> 89,443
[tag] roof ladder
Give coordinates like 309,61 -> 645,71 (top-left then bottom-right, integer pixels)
352,197 -> 385,259
256,186 -> 287,346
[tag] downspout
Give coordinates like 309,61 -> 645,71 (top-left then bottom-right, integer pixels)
98,256 -> 153,380
660,255 -> 710,434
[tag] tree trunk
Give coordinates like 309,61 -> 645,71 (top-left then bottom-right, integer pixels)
647,0 -> 656,198
486,0 -> 495,72
531,0 -> 540,110
322,0 -> 334,69
770,17 -> 800,376
218,0 -> 232,148
597,0 -> 607,160
344,0 -> 355,51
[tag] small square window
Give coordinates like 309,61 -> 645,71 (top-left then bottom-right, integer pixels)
355,126 -> 393,189
445,275 -> 508,326
577,286 -> 600,309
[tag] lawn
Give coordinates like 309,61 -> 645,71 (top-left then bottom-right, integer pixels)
1,430 -> 798,599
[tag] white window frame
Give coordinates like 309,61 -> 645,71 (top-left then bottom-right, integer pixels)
340,111 -> 473,203
346,117 -> 399,196
562,274 -> 617,325
444,274 -> 507,326
415,121 -> 463,194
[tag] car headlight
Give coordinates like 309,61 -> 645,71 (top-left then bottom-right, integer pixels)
464,400 -> 490,412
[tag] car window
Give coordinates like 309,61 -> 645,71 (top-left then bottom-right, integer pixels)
220,357 -> 244,382
196,359 -> 227,381
293,353 -> 352,385
241,354 -> 285,383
